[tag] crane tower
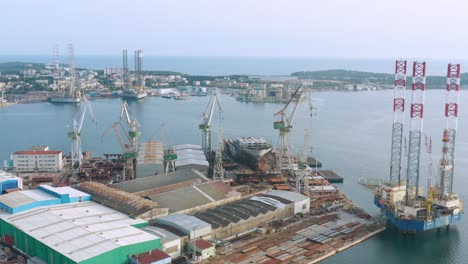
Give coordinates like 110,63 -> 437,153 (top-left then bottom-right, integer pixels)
135,50 -> 143,93
437,63 -> 461,200
405,61 -> 426,205
274,83 -> 305,171
199,89 -> 222,155
389,60 -> 407,185
123,50 -> 129,89
120,101 -> 141,180
213,122 -> 225,181
68,97 -> 95,169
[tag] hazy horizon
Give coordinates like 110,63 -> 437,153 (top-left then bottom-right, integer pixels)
2,0 -> 468,59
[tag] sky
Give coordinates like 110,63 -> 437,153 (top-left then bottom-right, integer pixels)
1,0 -> 468,59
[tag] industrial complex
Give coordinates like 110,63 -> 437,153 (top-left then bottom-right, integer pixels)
0,67 -> 394,264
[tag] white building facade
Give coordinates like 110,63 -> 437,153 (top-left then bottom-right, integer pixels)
12,150 -> 64,172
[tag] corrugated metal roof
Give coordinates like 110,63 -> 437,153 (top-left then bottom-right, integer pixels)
0,192 -> 36,208
3,202 -> 158,263
148,181 -> 240,213
174,145 -> 208,168
0,190 -> 55,208
175,159 -> 209,167
112,168 -> 208,193
157,213 -> 211,233
174,144 -> 202,151
141,226 -> 180,244
40,185 -> 89,199
264,190 -> 310,203
137,141 -> 165,165
0,170 -> 20,183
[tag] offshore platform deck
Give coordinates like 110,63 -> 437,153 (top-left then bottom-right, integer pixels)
374,185 -> 462,232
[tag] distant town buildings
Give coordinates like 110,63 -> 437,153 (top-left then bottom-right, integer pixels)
104,67 -> 124,75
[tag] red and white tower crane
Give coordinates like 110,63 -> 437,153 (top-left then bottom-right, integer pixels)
405,61 -> 426,205
389,60 -> 407,186
437,63 -> 461,200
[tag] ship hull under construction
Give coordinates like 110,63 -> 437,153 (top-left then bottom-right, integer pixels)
374,195 -> 462,232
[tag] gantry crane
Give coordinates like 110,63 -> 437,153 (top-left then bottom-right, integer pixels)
103,101 -> 140,181
102,120 -> 136,181
199,89 -> 222,155
296,129 -> 312,193
119,101 -> 141,180
213,121 -> 225,181
68,97 -> 95,175
274,83 -> 306,171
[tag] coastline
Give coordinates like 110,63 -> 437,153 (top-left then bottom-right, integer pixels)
310,227 -> 386,264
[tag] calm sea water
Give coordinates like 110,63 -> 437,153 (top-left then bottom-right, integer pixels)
1,55 -> 466,76
0,90 -> 466,263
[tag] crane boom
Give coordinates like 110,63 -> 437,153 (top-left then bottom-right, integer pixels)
288,92 -> 305,126
274,83 -> 302,116
200,89 -> 222,154
119,101 -> 141,148
274,83 -> 307,172
68,97 -> 95,169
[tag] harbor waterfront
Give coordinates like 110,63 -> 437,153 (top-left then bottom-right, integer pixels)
0,90 -> 467,263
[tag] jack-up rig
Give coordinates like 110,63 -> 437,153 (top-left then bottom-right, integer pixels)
374,61 -> 463,232
49,44 -> 82,103
121,49 -> 147,100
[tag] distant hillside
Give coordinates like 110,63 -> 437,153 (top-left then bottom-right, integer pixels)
292,69 -> 468,89
0,62 -> 46,73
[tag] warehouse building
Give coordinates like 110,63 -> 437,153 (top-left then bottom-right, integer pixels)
148,180 -> 241,214
141,226 -> 182,259
0,170 -> 23,193
174,144 -> 209,169
112,167 -> 209,198
259,190 -> 310,214
0,185 -> 91,214
194,190 -> 311,239
188,239 -> 216,261
136,141 -> 165,178
156,213 -> 212,240
77,182 -> 168,221
0,185 -> 164,264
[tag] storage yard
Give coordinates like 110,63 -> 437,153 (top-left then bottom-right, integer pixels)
208,211 -> 383,264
